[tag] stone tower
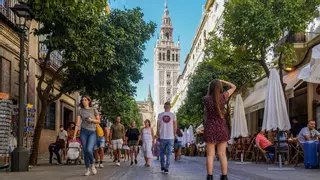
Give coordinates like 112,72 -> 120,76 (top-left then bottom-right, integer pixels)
154,1 -> 181,116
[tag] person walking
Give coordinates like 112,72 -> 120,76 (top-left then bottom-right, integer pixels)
48,140 -> 62,165
153,135 -> 160,160
174,128 -> 183,161
57,125 -> 67,161
141,119 -> 155,167
94,119 -> 108,168
157,102 -> 177,174
203,80 -> 236,180
126,121 -> 140,165
73,95 -> 100,176
109,116 -> 126,166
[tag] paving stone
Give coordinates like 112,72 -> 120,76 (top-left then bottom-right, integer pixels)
1,155 -> 319,180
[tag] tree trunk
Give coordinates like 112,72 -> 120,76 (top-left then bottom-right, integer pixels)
29,101 -> 48,165
260,59 -> 270,77
278,52 -> 287,99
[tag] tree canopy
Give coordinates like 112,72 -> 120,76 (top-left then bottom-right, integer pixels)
223,0 -> 320,77
26,0 -> 156,165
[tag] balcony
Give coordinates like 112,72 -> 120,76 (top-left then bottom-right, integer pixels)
39,41 -> 63,72
0,0 -> 18,24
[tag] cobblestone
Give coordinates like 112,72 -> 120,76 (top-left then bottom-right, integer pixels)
1,155 -> 319,180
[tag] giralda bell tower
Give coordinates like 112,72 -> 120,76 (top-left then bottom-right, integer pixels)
154,0 -> 181,116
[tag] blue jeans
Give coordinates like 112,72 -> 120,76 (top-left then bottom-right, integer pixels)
160,139 -> 174,169
80,128 -> 96,168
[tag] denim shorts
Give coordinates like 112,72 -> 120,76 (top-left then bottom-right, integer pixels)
175,141 -> 182,148
95,137 -> 106,150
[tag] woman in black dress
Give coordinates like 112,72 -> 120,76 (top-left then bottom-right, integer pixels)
203,80 -> 236,180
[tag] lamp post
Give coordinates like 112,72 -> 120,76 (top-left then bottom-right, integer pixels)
10,2 -> 34,172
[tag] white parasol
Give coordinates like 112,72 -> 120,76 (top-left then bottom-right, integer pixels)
262,69 -> 291,132
188,125 -> 195,144
262,68 -> 293,171
231,94 -> 249,138
231,94 -> 249,163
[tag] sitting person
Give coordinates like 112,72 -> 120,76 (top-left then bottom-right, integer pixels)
49,141 -> 62,165
255,130 -> 275,154
297,120 -> 320,143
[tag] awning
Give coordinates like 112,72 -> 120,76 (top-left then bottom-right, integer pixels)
196,124 -> 204,133
298,44 -> 320,83
298,61 -> 320,84
283,66 -> 304,98
244,67 -> 303,114
244,86 -> 266,114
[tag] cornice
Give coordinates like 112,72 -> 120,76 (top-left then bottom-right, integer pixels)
0,23 -> 29,52
205,0 -> 215,12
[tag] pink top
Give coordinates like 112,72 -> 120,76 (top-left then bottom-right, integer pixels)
255,133 -> 272,149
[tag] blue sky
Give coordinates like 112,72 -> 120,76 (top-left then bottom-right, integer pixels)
110,0 -> 206,101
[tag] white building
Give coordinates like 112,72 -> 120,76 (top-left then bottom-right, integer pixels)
172,0 -> 226,113
154,2 -> 181,115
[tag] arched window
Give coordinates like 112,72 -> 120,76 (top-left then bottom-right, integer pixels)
163,53 -> 165,60
165,32 -> 170,40
167,50 -> 170,61
172,54 -> 175,61
159,52 -> 161,61
176,54 -> 178,62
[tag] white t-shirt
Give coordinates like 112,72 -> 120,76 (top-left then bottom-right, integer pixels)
58,130 -> 68,141
158,111 -> 176,140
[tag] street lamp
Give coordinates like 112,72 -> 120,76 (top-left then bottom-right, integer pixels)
10,2 -> 34,172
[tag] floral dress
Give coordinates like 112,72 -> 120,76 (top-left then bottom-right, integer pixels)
203,92 -> 230,143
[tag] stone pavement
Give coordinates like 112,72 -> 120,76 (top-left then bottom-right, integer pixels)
1,155 -> 319,180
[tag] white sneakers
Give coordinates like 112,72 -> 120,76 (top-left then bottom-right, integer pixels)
116,162 -> 120,166
91,164 -> 97,175
84,165 -> 97,176
84,168 -> 90,176
95,163 -> 104,168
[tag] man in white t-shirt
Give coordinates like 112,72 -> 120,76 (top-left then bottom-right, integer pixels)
57,125 -> 68,160
157,102 -> 177,174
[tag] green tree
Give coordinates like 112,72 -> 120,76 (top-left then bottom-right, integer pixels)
27,0 -> 155,165
177,35 -> 263,129
100,94 -> 141,129
223,0 -> 320,88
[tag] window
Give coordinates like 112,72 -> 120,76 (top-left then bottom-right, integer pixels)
193,54 -> 195,60
289,82 -> 308,126
204,30 -> 207,39
163,53 -> 165,61
176,54 -> 178,62
172,54 -> 175,61
165,32 -> 170,40
167,81 -> 171,86
215,3 -> 219,12
44,102 -> 56,130
0,0 -> 6,6
167,72 -> 170,78
167,89 -> 171,94
159,52 -> 161,61
257,109 -> 264,131
167,50 -> 170,61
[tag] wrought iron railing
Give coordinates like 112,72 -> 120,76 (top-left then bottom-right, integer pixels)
38,31 -> 63,70
0,0 -> 18,24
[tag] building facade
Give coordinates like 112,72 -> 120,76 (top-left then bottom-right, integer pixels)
172,0 -> 225,112
0,0 -> 80,154
154,3 -> 181,115
136,85 -> 156,129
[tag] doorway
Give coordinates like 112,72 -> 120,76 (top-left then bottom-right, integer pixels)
63,108 -> 73,130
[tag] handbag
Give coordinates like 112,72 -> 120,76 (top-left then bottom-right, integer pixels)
92,109 -> 104,137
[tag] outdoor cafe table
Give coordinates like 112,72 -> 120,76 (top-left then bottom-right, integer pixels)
274,138 -> 297,164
